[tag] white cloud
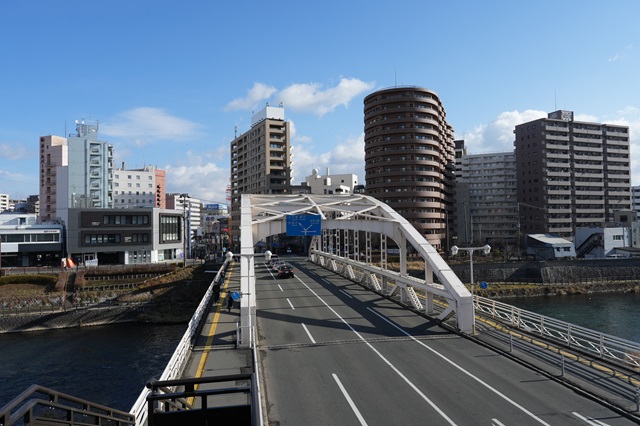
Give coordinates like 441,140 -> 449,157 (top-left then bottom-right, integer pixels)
101,107 -> 203,146
291,133 -> 365,184
225,78 -> 375,117
278,78 -> 375,116
458,110 -> 547,153
164,149 -> 230,203
0,142 -> 33,160
224,83 -> 278,111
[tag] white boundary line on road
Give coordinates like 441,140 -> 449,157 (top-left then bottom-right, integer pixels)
368,308 -> 551,426
297,276 -> 457,425
572,411 -> 610,425
333,373 -> 368,426
286,298 -> 295,310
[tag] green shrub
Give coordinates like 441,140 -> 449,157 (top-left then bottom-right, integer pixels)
0,274 -> 57,287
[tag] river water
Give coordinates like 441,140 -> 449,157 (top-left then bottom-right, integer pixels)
507,292 -> 640,343
0,322 -> 186,412
1,292 -> 638,413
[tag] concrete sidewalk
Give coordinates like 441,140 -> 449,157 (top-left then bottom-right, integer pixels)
181,262 -> 254,409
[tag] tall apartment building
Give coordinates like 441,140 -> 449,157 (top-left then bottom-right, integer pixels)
229,105 -> 292,247
113,164 -> 166,209
39,121 -> 114,223
454,151 -> 518,247
363,86 -> 455,250
515,110 -> 631,239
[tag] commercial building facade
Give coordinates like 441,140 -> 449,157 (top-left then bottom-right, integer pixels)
363,86 -> 455,250
113,164 -> 166,209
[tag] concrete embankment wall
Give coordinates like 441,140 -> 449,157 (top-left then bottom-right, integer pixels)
0,306 -> 143,334
449,258 -> 640,285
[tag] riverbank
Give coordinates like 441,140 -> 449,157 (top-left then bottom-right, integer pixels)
473,281 -> 640,299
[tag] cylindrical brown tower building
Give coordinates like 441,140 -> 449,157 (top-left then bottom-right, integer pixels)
364,86 -> 455,251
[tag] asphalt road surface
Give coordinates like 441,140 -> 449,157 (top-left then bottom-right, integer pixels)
256,257 -> 637,425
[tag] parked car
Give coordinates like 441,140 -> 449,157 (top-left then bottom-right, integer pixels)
276,264 -> 294,278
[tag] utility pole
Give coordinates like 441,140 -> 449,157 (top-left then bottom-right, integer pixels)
181,193 -> 189,267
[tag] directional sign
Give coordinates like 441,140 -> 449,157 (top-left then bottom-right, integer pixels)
286,214 -> 322,236
479,281 -> 488,289
231,291 -> 241,300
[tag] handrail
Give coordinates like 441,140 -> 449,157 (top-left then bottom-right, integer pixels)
129,259 -> 231,426
474,296 -> 640,370
0,384 -> 134,426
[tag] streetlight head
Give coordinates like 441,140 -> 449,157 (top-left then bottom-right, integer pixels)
482,244 -> 491,255
265,250 -> 272,262
451,245 -> 459,256
225,251 -> 234,261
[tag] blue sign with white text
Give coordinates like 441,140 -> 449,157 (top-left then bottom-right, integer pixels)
286,214 -> 322,236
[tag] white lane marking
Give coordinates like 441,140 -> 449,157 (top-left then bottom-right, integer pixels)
278,284 -> 284,292
295,276 -> 457,425
286,298 -> 295,310
322,278 -> 331,284
368,308 -> 552,426
301,323 -> 316,344
333,373 -> 368,426
339,289 -> 353,298
492,419 -> 506,426
571,412 -> 610,425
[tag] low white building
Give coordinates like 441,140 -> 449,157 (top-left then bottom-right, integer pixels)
304,168 -> 358,195
575,227 -> 632,258
0,212 -> 64,267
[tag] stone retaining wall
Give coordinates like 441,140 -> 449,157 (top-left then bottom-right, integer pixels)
0,305 -> 144,334
450,258 -> 640,284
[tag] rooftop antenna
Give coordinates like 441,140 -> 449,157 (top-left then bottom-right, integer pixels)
234,126 -> 237,138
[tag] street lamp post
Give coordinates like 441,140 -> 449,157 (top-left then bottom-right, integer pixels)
450,244 -> 491,334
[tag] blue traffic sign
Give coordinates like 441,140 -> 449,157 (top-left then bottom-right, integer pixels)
479,281 -> 488,289
286,214 -> 322,236
231,291 -> 241,300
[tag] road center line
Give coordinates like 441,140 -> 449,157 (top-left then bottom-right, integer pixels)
368,308 -> 551,426
296,276 -> 456,425
333,373 -> 368,426
339,289 -> 352,298
286,298 -> 295,310
277,284 -> 284,292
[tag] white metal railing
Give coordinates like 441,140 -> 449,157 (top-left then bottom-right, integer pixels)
474,296 -> 640,371
129,259 -> 231,426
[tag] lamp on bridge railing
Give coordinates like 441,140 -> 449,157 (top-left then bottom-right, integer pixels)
450,244 -> 491,334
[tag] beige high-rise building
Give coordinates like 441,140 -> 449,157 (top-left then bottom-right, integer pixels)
229,105 -> 292,247
363,86 -> 455,250
515,110 -> 631,239
39,135 -> 68,222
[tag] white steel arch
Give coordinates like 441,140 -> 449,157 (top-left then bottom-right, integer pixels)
237,193 -> 473,348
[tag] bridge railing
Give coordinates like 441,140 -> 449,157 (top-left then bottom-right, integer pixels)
129,260 -> 231,426
474,296 -> 640,371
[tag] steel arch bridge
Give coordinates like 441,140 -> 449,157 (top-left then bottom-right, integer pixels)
234,193 -> 473,348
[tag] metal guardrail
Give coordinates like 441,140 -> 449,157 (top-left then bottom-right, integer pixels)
474,296 -> 640,370
0,384 -> 134,426
129,260 -> 231,426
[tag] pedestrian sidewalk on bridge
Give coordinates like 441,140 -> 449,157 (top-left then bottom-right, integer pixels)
181,262 -> 254,408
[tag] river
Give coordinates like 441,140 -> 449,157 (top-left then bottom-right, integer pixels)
0,322 -> 186,412
507,292 -> 640,343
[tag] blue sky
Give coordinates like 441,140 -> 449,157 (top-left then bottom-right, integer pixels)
1,1 -> 640,205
